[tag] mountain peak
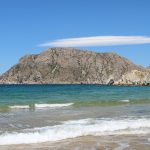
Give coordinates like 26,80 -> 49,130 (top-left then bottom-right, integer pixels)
0,48 -> 148,85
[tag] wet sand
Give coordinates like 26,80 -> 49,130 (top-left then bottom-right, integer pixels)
1,134 -> 150,150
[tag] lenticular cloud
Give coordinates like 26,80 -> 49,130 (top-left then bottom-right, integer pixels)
39,36 -> 150,47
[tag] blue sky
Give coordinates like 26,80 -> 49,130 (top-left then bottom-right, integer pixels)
0,0 -> 150,74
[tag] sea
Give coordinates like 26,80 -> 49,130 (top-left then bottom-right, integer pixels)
0,84 -> 150,150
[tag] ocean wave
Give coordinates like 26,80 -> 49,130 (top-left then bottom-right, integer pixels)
6,100 -> 150,111
0,118 -> 150,145
119,100 -> 130,103
35,103 -> 74,108
9,103 -> 73,110
9,105 -> 30,109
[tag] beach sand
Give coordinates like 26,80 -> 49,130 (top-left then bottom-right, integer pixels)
1,134 -> 150,150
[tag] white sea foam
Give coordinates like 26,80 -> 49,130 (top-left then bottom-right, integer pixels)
9,105 -> 30,109
114,143 -> 129,150
0,118 -> 150,145
9,103 -> 73,110
120,100 -> 130,103
35,103 -> 74,108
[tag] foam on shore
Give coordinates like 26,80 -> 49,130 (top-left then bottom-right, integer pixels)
0,118 -> 150,145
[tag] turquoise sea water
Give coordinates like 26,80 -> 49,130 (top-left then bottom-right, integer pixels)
0,84 -> 150,108
0,85 -> 150,146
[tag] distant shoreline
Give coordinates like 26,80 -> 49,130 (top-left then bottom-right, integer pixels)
0,83 -> 149,86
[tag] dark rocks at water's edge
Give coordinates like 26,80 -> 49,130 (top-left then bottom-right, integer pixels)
107,79 -> 114,85
0,47 -> 150,85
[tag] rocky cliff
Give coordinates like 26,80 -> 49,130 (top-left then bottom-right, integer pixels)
114,70 -> 150,85
0,48 -> 149,85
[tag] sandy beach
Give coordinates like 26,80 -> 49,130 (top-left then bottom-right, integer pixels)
1,134 -> 150,150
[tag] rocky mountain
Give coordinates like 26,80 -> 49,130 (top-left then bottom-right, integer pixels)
115,70 -> 150,85
0,48 -> 149,85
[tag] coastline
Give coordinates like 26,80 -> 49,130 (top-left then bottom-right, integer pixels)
0,83 -> 150,86
1,134 -> 150,150
0,85 -> 150,149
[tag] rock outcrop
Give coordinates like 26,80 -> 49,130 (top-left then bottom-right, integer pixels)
115,70 -> 150,85
0,48 -> 149,85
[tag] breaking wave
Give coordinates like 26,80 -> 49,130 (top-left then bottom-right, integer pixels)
9,105 -> 30,109
9,103 -> 74,110
119,100 -> 130,103
35,103 -> 74,108
0,118 -> 150,145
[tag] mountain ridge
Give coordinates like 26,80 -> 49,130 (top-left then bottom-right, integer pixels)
0,48 -> 149,85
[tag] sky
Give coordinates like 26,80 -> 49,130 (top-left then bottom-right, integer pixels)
0,0 -> 150,74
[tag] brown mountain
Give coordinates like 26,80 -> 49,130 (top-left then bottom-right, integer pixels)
0,48 -> 148,84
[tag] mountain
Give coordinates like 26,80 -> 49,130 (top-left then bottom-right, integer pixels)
0,48 -> 149,85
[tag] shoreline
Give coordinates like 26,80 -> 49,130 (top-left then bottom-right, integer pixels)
0,134 -> 150,150
0,83 -> 150,86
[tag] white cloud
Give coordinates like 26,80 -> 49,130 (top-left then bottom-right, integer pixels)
39,36 -> 150,47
